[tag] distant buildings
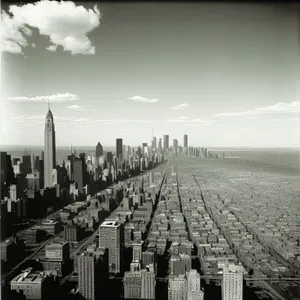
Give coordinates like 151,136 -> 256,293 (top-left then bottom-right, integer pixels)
44,109 -> 56,188
222,264 -> 243,300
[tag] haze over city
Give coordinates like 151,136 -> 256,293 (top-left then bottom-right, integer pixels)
1,2 -> 299,148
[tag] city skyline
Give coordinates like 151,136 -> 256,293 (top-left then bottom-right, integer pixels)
1,2 -> 299,148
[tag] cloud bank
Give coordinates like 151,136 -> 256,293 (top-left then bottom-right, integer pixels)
7,93 -> 79,102
213,101 -> 300,117
1,0 -> 101,55
129,96 -> 160,103
170,103 -> 188,110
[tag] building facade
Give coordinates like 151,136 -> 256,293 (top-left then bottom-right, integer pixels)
44,109 -> 56,188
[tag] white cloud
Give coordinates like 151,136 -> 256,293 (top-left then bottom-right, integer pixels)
213,101 -> 300,117
96,119 -> 151,124
10,115 -> 71,123
129,96 -> 160,103
166,116 -> 216,125
74,118 -> 90,122
46,45 -> 58,52
31,43 -> 36,48
66,104 -> 84,110
170,103 -> 188,110
1,0 -> 101,55
7,93 -> 79,102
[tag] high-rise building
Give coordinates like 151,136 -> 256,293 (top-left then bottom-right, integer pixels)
222,264 -> 243,300
26,171 -> 40,190
141,267 -> 156,300
44,109 -> 56,188
73,157 -> 83,193
168,274 -> 188,300
163,135 -> 169,152
187,270 -> 204,300
132,241 -> 142,262
124,271 -> 142,299
184,134 -> 188,148
116,138 -> 123,158
95,142 -> 103,163
152,136 -> 157,151
173,139 -> 178,156
99,220 -> 123,274
78,249 -> 108,300
22,152 -> 32,176
158,138 -> 162,154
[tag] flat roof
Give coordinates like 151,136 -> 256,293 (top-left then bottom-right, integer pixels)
100,220 -> 120,227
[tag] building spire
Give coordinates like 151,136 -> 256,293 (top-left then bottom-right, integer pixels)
48,99 -> 50,110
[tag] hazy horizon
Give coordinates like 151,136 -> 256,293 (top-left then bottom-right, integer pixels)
1,2 -> 299,148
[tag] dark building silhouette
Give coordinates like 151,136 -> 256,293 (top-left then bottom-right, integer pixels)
184,134 -> 188,148
95,142 -> 103,160
116,138 -> 123,158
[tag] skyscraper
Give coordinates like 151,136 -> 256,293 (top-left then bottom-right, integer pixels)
168,274 -> 187,300
99,220 -> 123,274
116,138 -> 123,158
222,264 -> 243,300
78,249 -> 108,300
44,109 -> 56,188
187,270 -> 204,300
173,139 -> 178,156
141,267 -> 156,300
152,136 -> 157,151
163,135 -> 169,152
184,134 -> 188,148
95,142 -> 103,161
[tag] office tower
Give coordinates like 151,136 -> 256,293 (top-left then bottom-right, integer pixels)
106,151 -> 113,164
184,134 -> 188,148
78,249 -> 108,300
141,267 -> 156,300
116,138 -> 123,158
163,135 -> 169,152
26,171 -> 40,190
187,270 -> 204,300
142,251 -> 156,270
170,254 -> 192,276
158,138 -> 162,154
222,264 -> 243,300
173,139 -> 178,156
44,108 -> 56,188
73,157 -> 83,193
168,275 -> 188,300
132,241 -> 142,262
1,152 -> 14,186
22,151 -> 32,175
152,136 -> 157,151
124,271 -> 142,299
99,220 -> 123,274
10,184 -> 18,201
95,142 -> 103,164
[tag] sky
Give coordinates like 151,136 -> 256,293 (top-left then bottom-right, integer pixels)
1,1 -> 299,148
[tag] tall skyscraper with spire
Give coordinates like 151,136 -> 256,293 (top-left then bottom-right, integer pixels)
44,108 -> 56,188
